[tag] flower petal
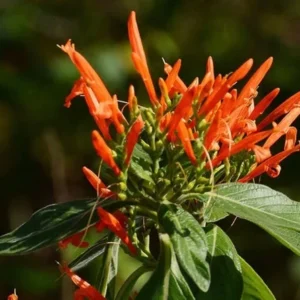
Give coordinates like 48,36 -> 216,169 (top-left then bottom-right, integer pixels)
125,115 -> 144,165
61,264 -> 106,300
91,131 -> 121,176
239,144 -> 300,182
97,208 -> 136,254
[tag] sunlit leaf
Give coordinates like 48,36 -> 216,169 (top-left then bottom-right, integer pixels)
203,183 -> 300,255
197,225 -> 243,299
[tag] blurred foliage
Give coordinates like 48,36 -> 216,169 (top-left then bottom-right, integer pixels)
1,0 -> 300,299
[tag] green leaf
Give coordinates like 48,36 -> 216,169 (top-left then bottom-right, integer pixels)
197,225 -> 243,300
69,238 -> 107,272
115,265 -> 153,300
240,256 -> 275,300
158,202 -> 210,292
176,192 -> 208,204
132,143 -> 153,165
203,197 -> 229,222
130,160 -> 155,184
136,233 -> 172,300
203,183 -> 300,255
0,199 -> 138,255
169,251 -> 195,300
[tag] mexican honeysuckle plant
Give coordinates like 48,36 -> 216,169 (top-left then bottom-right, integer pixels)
4,11 -> 300,300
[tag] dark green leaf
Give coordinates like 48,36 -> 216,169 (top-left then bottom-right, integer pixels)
69,238 -> 107,272
0,199 -> 138,255
158,202 -> 210,292
203,183 -> 300,254
197,225 -> 243,300
0,199 -> 96,254
136,233 -> 172,300
240,256 -> 275,300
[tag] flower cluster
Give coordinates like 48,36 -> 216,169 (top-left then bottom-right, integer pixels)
56,11 -> 300,299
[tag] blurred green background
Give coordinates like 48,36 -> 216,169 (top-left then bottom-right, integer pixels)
1,0 -> 300,299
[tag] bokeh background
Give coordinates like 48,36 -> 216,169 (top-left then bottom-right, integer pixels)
1,0 -> 300,299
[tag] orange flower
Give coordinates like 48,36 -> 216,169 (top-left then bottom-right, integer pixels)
263,107 -> 300,149
82,166 -> 113,198
7,291 -> 18,300
96,208 -> 136,255
164,60 -> 187,94
61,42 -> 125,138
64,77 -> 85,108
177,119 -> 197,165
284,127 -> 297,150
59,231 -> 89,249
61,264 -> 106,300
257,91 -> 300,131
125,115 -> 144,166
198,59 -> 253,116
128,12 -> 158,106
165,59 -> 182,93
235,57 -> 273,108
158,59 -> 182,112
239,144 -> 300,182
167,86 -> 197,137
210,130 -> 273,167
91,130 -> 121,176
128,85 -> 136,111
59,40 -> 111,103
62,11 -> 300,189
249,88 -> 280,120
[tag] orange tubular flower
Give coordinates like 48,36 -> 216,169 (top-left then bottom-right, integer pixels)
61,41 -> 125,139
249,88 -> 280,120
125,116 -> 144,166
61,11 -> 300,202
91,130 -> 121,176
284,127 -> 297,150
96,208 -> 136,255
7,291 -> 18,300
164,61 -> 187,94
59,40 -> 111,103
82,166 -> 113,198
167,87 -> 197,136
263,107 -> 300,149
61,265 -> 106,300
239,144 -> 300,182
128,85 -> 136,111
210,130 -> 273,167
64,77 -> 85,108
257,91 -> 300,131
177,120 -> 197,165
128,12 -> 158,106
204,110 -> 222,151
235,57 -> 273,108
59,231 -> 89,249
199,59 -> 253,116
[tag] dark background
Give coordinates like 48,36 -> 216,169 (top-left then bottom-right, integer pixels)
1,0 -> 300,299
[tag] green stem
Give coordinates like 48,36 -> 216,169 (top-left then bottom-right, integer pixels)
98,234 -> 118,295
115,265 -> 154,300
